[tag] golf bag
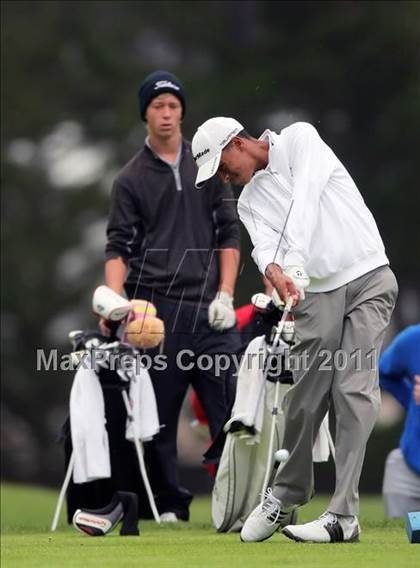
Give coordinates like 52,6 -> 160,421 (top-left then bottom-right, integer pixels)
52,330 -> 162,530
212,339 -> 292,532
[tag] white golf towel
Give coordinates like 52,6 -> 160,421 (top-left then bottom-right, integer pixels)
70,363 -> 111,484
313,413 -> 331,462
69,359 -> 160,484
125,366 -> 160,442
224,336 -> 267,438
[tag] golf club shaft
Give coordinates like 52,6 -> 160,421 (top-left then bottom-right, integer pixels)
121,390 -> 161,524
251,296 -> 294,426
51,451 -> 75,531
260,378 -> 281,502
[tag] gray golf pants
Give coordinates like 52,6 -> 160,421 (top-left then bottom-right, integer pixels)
382,448 -> 420,518
272,265 -> 398,516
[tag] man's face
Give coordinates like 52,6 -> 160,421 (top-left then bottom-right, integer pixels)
146,93 -> 182,138
217,139 -> 255,186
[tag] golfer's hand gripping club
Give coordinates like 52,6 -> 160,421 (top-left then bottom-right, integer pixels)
265,264 -> 300,307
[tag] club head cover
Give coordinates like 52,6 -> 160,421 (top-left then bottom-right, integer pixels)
124,300 -> 165,349
92,285 -> 131,321
251,292 -> 272,311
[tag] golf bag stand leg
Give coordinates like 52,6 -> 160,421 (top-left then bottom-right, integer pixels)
121,389 -> 161,523
51,451 -> 75,531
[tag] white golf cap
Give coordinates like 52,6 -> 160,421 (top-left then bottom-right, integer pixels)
192,117 -> 244,189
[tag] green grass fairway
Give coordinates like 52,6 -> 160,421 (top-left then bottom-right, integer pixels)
1,484 -> 416,567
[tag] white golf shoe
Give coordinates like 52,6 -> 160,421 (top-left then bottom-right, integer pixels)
240,489 -> 297,542
282,511 -> 360,543
159,512 -> 179,523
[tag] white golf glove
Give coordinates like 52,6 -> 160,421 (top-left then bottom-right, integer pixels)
284,266 -> 310,300
208,291 -> 236,331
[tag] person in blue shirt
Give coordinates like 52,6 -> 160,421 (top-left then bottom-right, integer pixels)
379,324 -> 420,517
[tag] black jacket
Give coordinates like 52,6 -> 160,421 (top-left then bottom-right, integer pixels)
105,140 -> 240,304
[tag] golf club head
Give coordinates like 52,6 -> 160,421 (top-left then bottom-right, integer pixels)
73,504 -> 123,536
73,502 -> 123,536
282,320 -> 295,343
68,330 -> 84,350
72,492 -> 139,537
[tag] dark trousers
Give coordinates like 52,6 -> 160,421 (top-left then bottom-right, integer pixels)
126,287 -> 241,519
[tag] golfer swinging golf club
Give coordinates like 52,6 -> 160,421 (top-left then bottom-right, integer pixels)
192,117 -> 398,543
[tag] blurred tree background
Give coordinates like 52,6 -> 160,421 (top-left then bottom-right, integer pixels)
2,0 -> 419,490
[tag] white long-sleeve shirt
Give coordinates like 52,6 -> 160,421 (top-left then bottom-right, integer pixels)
237,122 -> 389,292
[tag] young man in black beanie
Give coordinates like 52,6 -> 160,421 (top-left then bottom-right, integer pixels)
101,71 -> 241,522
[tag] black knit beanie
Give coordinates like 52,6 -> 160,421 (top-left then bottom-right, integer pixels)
138,70 -> 186,121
